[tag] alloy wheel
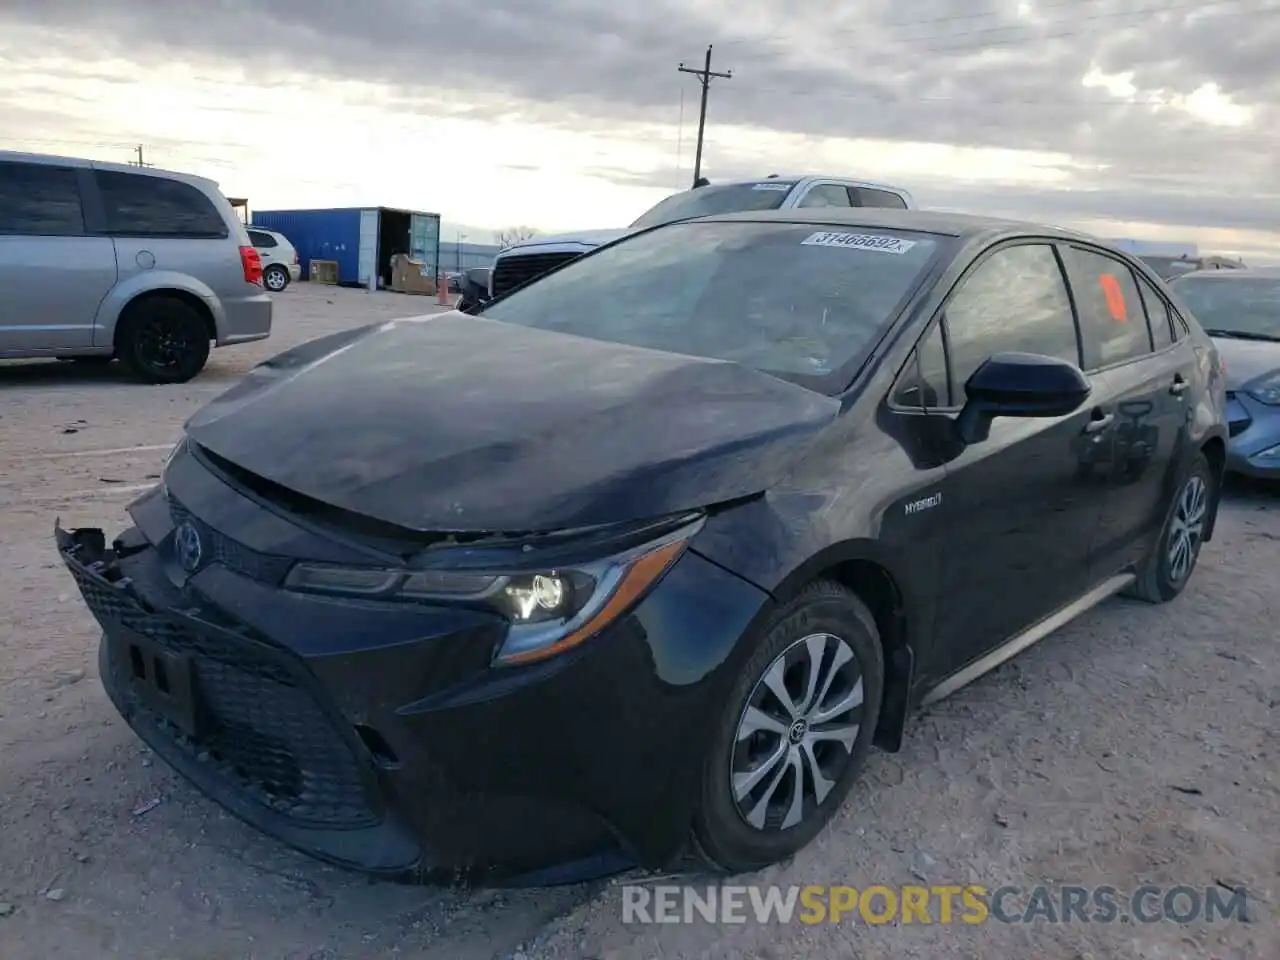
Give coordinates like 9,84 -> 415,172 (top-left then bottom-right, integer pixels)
730,632 -> 864,831
1167,474 -> 1207,582
136,316 -> 192,374
265,267 -> 287,291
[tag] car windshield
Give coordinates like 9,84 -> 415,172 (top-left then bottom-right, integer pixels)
628,181 -> 798,229
480,220 -> 943,389
1170,276 -> 1280,341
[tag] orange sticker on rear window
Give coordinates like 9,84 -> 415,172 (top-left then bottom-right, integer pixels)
1098,274 -> 1127,322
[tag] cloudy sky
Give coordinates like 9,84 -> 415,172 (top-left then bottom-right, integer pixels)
3,0 -> 1278,258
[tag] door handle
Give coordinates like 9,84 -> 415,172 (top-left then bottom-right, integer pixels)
1170,374 -> 1189,395
1082,411 -> 1114,434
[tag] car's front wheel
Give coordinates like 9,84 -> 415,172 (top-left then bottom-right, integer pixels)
692,581 -> 883,873
263,264 -> 290,292
1125,449 -> 1215,603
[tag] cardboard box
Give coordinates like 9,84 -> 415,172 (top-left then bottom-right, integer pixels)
390,254 -> 437,295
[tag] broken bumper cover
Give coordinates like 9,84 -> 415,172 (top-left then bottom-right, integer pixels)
56,523 -> 426,877
55,523 -> 639,885
54,504 -> 768,886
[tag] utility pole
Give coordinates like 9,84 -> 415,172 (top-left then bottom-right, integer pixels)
131,144 -> 152,167
677,45 -> 731,189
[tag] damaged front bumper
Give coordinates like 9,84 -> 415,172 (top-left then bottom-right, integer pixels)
55,522 -> 424,877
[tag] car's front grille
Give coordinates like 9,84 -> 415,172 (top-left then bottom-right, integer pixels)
69,562 -> 377,829
491,252 -> 583,297
166,494 -> 293,585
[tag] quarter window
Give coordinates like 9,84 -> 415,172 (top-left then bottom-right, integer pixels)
944,243 -> 1080,403
1063,247 -> 1151,367
0,161 -> 85,236
95,170 -> 228,238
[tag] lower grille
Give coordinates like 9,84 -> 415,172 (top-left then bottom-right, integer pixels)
491,251 -> 582,297
70,564 -> 377,829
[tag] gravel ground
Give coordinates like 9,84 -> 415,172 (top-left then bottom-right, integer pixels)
0,284 -> 1274,960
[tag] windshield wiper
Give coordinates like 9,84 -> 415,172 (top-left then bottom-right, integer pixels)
1204,329 -> 1280,342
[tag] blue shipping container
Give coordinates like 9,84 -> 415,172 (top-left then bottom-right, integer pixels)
252,207 -> 441,288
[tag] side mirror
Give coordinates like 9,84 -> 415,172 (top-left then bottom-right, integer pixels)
955,352 -> 1090,445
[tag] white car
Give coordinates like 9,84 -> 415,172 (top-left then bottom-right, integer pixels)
488,175 -> 917,299
247,226 -> 301,292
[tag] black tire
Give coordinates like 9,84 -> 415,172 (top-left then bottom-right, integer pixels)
115,297 -> 211,384
692,580 -> 884,874
1124,450 -> 1215,603
263,264 -> 290,292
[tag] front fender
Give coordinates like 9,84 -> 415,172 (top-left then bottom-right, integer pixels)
93,271 -> 226,347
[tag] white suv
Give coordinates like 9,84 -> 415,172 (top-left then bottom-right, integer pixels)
247,227 -> 300,292
487,175 -> 916,300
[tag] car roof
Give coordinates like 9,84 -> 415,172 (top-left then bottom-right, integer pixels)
736,174 -> 909,190
0,149 -> 220,189
689,207 -> 1098,245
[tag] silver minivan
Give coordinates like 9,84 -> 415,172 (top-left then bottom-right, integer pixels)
0,151 -> 273,383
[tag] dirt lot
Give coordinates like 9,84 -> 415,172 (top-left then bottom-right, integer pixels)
0,284 -> 1275,960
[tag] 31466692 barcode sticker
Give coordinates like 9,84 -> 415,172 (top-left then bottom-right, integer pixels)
801,231 -> 917,254
751,182 -> 792,191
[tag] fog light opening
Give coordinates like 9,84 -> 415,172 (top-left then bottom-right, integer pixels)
354,724 -> 400,768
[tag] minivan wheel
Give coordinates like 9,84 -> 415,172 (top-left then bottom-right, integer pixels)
1124,450 -> 1214,604
692,581 -> 883,874
263,265 -> 290,292
116,297 -> 211,384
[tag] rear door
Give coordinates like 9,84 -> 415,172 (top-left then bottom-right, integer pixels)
914,241 -> 1105,677
0,159 -> 116,352
1060,244 -> 1193,576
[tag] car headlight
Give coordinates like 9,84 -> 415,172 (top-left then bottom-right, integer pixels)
1246,379 -> 1280,405
283,522 -> 698,666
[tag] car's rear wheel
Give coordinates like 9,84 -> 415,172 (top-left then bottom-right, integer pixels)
692,581 -> 883,873
263,264 -> 290,292
116,297 -> 211,384
1125,450 -> 1214,603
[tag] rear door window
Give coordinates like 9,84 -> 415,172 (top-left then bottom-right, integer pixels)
0,161 -> 86,237
1062,246 -> 1152,369
248,229 -> 277,247
95,170 -> 228,238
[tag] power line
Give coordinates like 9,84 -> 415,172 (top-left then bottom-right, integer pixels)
713,0 -> 1273,51
677,45 -> 732,188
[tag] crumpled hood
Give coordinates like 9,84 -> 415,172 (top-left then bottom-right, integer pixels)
500,228 -> 631,253
1211,336 -> 1280,390
184,313 -> 839,533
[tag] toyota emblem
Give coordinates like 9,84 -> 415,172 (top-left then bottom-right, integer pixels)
174,521 -> 203,573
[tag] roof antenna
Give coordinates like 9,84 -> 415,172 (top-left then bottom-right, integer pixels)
767,173 -> 779,178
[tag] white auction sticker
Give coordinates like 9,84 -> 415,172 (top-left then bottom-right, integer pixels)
751,182 -> 792,191
801,231 -> 917,254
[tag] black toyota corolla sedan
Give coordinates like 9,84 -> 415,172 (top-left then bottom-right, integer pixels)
57,209 -> 1228,886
